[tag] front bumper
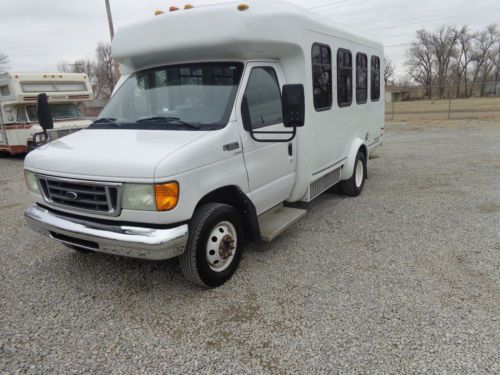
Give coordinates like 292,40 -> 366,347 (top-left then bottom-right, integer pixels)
25,204 -> 188,260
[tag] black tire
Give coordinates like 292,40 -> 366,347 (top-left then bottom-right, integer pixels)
63,244 -> 92,254
180,203 -> 243,288
341,150 -> 367,197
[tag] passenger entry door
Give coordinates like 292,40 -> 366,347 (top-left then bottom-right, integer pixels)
238,62 -> 296,215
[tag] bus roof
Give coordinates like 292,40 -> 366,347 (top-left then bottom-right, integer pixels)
112,0 -> 383,72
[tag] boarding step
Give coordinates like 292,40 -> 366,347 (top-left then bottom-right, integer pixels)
258,204 -> 307,242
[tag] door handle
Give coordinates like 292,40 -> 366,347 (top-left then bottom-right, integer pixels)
288,143 -> 293,157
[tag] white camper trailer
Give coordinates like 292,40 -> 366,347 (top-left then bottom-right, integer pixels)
0,72 -> 93,154
24,0 -> 384,287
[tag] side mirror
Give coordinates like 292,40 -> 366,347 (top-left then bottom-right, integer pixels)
37,93 -> 53,131
282,84 -> 305,128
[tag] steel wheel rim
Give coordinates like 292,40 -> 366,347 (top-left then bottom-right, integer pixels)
206,221 -> 237,272
355,160 -> 364,188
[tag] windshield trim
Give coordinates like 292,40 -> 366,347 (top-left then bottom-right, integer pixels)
96,61 -> 244,131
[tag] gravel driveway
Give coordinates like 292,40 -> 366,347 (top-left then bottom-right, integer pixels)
1,119 -> 499,373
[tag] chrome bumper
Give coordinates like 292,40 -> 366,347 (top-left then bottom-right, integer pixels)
25,204 -> 188,261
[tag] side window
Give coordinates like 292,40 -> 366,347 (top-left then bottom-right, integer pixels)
243,67 -> 283,129
312,43 -> 332,111
371,56 -> 381,101
337,49 -> 353,107
17,106 -> 27,123
356,53 -> 368,104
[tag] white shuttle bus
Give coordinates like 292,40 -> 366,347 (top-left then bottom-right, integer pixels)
0,72 -> 93,155
24,0 -> 384,287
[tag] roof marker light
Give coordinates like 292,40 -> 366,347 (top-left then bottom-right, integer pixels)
237,4 -> 249,11
155,9 -> 165,15
169,6 -> 179,11
184,4 -> 193,9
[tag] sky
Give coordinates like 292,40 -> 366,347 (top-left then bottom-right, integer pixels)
1,0 -> 499,79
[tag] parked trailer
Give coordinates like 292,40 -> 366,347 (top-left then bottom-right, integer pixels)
0,72 -> 93,154
24,0 -> 384,287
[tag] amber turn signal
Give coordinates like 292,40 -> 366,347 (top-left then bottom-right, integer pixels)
237,4 -> 249,11
155,182 -> 179,211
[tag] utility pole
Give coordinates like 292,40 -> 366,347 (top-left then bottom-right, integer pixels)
105,0 -> 120,84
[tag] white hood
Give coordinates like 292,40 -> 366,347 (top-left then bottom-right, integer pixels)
25,129 -> 209,181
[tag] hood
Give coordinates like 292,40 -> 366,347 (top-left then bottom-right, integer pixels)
25,129 -> 209,181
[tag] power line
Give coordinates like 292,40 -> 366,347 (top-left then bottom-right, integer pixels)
365,9 -> 500,32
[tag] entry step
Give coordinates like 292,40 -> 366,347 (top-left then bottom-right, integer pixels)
258,205 -> 306,242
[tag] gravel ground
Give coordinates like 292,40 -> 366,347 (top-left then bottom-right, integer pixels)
1,119 -> 499,374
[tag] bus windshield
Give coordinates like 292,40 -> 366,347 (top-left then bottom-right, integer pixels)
26,103 -> 83,122
96,62 -> 244,130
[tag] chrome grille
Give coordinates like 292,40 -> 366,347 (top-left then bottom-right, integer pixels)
37,175 -> 122,216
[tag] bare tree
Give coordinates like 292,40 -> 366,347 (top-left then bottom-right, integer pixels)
58,59 -> 98,95
384,58 -> 395,84
471,25 -> 498,96
454,28 -> 474,97
95,42 -> 116,100
430,26 -> 464,98
0,53 -> 9,72
407,29 -> 435,98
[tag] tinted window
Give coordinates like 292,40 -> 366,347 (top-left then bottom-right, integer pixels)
356,53 -> 368,104
243,67 -> 282,129
337,49 -> 353,107
312,43 -> 332,111
371,56 -> 381,101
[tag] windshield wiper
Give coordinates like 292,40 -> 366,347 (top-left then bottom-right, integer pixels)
89,118 -> 122,129
136,116 -> 201,130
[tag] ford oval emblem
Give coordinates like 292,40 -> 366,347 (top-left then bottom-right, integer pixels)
66,191 -> 79,200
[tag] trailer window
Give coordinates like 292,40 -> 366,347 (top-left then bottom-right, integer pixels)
337,49 -> 352,107
312,43 -> 332,111
356,53 -> 368,104
371,56 -> 381,101
26,103 -> 82,121
17,107 -> 28,123
0,85 -> 9,96
243,67 -> 282,129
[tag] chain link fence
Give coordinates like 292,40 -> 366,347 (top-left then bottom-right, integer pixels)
385,81 -> 500,121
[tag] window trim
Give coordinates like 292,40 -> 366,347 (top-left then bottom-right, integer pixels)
337,48 -> 353,108
356,52 -> 368,105
371,55 -> 381,102
242,66 -> 283,130
311,42 -> 333,112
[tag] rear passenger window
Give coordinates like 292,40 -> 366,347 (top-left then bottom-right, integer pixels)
371,56 -> 381,101
356,53 -> 368,104
243,67 -> 283,129
337,49 -> 352,107
312,43 -> 332,111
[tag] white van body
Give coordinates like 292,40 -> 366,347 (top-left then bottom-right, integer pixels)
24,0 -> 384,287
0,72 -> 93,154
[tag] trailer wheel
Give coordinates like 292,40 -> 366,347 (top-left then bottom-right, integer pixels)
341,150 -> 367,197
180,203 -> 243,288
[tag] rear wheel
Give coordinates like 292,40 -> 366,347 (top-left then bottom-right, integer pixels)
180,203 -> 243,288
341,150 -> 367,197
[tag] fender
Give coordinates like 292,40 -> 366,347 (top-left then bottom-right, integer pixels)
342,138 -> 367,180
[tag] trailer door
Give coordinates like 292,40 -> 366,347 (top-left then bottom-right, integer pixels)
237,62 -> 296,214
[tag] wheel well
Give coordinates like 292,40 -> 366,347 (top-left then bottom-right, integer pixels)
196,186 -> 260,241
359,144 -> 368,160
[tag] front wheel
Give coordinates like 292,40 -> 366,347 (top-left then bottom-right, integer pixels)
180,203 -> 243,288
341,150 -> 367,197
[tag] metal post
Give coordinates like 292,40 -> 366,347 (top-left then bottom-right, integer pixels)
448,83 -> 452,120
105,0 -> 120,84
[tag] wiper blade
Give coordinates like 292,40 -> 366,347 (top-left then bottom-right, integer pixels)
137,116 -> 201,129
89,118 -> 121,129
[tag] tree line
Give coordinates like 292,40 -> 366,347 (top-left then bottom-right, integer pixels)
58,42 -> 118,100
405,24 -> 499,98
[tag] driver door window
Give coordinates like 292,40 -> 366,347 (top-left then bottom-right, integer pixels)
243,67 -> 283,129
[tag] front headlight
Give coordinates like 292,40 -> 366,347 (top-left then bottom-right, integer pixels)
122,184 -> 156,211
24,170 -> 40,194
